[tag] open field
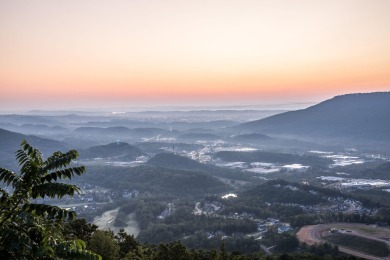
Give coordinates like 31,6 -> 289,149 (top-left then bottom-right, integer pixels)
297,223 -> 390,259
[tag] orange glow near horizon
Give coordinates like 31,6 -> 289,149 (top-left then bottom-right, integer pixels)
1,0 -> 390,110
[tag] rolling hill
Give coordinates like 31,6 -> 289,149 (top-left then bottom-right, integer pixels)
134,142 -> 203,154
146,152 -> 253,181
73,126 -> 132,135
0,128 -> 67,169
146,153 -> 211,172
237,92 -> 390,148
82,165 -> 229,197
0,128 -> 66,153
229,133 -> 272,142
78,142 -> 143,160
73,126 -> 175,138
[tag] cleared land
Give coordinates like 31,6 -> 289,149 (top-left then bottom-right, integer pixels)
297,223 -> 390,260
324,232 -> 389,257
93,208 -> 140,236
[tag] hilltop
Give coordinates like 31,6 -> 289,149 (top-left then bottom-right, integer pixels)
79,142 -> 143,161
237,92 -> 390,149
0,128 -> 67,169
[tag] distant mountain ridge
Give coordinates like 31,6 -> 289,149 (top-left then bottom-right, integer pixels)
73,126 -> 175,137
177,132 -> 221,141
230,133 -> 272,142
79,142 -> 143,160
0,128 -> 66,154
238,92 -> 390,147
0,128 -> 67,169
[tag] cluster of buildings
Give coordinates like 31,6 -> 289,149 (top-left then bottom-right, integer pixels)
327,198 -> 376,215
194,200 -> 293,239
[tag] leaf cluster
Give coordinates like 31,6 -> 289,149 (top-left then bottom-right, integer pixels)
0,140 -> 100,259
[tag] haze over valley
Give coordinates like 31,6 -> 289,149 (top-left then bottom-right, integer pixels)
1,92 -> 390,258
1,0 -> 390,258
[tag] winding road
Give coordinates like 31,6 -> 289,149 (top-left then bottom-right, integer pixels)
297,224 -> 390,260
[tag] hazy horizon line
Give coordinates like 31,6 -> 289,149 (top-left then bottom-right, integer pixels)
0,101 -> 318,115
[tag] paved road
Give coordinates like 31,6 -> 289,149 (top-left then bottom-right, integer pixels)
297,224 -> 390,260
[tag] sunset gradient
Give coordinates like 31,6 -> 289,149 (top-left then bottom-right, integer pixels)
1,0 -> 390,110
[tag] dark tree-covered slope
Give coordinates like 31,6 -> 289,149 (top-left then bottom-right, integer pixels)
0,128 -> 67,169
146,153 -> 253,181
79,142 -> 143,160
0,128 -> 66,153
81,165 -> 229,197
237,92 -> 390,146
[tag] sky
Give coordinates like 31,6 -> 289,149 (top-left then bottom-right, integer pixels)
1,0 -> 390,111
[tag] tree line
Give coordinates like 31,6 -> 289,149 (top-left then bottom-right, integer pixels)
0,142 -> 375,259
